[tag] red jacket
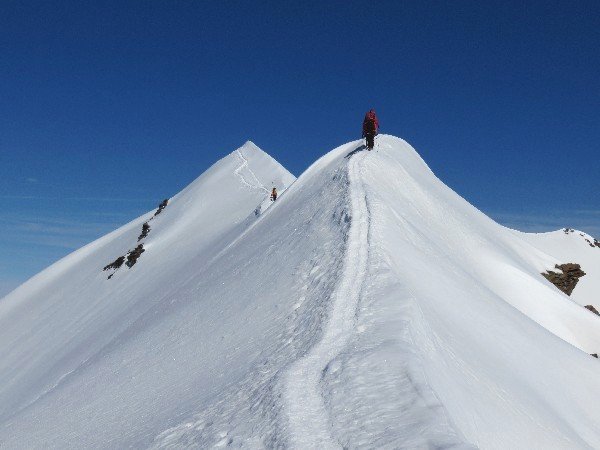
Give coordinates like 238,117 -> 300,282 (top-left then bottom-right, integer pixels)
362,110 -> 379,136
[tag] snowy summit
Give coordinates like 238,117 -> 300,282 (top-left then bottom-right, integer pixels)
1,136 -> 599,449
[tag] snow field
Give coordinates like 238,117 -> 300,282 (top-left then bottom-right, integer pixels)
1,136 -> 599,449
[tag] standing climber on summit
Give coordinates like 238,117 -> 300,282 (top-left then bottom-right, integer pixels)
362,109 -> 379,150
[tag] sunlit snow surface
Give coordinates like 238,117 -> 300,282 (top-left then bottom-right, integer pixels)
1,136 -> 599,449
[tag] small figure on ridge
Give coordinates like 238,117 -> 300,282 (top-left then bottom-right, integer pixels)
271,187 -> 278,201
362,109 -> 379,150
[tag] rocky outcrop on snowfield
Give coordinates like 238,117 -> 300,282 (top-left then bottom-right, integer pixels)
542,263 -> 586,295
103,256 -> 125,272
585,304 -> 600,316
563,228 -> 600,248
125,244 -> 145,267
522,229 -> 600,309
154,198 -> 169,216
137,222 -> 151,241
103,198 -> 170,279
581,234 -> 599,248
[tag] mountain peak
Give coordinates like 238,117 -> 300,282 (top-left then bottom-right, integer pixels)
233,140 -> 267,160
230,140 -> 283,168
240,139 -> 260,151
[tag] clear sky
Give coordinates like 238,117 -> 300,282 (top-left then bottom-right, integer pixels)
1,0 -> 599,296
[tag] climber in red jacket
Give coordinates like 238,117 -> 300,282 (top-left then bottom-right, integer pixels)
362,109 -> 379,150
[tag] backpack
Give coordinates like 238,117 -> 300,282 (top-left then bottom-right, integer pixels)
364,117 -> 376,134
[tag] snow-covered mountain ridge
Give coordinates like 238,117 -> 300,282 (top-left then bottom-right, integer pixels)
1,136 -> 599,449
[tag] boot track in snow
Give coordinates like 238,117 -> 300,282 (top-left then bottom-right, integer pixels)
283,150 -> 370,449
235,149 -> 270,195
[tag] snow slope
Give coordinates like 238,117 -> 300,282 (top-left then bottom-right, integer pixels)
0,141 -> 295,447
1,135 -> 599,449
349,137 -> 600,449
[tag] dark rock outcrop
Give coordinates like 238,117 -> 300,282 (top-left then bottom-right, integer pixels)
154,199 -> 169,216
103,256 -> 125,272
592,353 -> 598,359
138,222 -> 151,241
585,305 -> 600,316
102,198 -> 169,279
126,244 -> 145,268
562,228 -> 599,249
584,237 -> 600,248
542,263 -> 586,296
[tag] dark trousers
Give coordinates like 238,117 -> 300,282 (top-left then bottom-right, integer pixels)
365,133 -> 375,150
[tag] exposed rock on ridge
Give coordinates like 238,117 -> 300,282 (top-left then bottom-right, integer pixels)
542,263 -> 586,296
585,305 -> 600,316
125,245 -> 145,268
138,223 -> 151,242
102,198 -> 170,279
563,228 -> 600,248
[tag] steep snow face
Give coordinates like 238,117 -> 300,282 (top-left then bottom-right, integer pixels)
1,135 -> 599,449
350,136 -> 600,449
360,137 -> 600,355
0,140 -> 357,449
0,141 -> 294,435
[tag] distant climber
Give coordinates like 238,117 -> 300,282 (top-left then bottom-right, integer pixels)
271,187 -> 278,201
362,109 -> 379,150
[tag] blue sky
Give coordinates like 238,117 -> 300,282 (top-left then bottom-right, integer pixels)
1,0 -> 599,296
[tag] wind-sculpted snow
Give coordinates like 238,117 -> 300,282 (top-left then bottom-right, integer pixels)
283,150 -> 371,448
1,136 -> 600,449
